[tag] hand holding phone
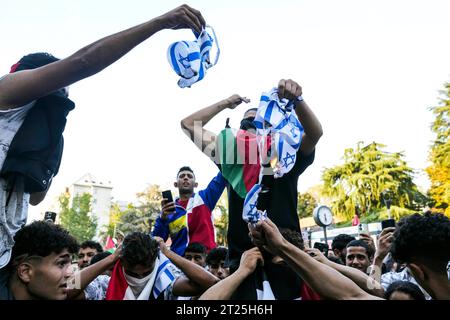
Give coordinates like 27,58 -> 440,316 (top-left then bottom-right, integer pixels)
161,190 -> 175,218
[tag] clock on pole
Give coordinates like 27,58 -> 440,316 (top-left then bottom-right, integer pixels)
313,205 -> 334,245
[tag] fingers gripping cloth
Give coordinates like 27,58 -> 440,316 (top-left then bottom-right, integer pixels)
167,25 -> 220,88
242,88 -> 304,224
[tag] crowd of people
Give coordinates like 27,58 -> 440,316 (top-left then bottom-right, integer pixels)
0,4 -> 449,301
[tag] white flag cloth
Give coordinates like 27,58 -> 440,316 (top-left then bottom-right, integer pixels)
167,25 -> 220,88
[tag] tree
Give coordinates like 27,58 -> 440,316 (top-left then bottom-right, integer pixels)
426,81 -> 450,217
115,184 -> 163,235
321,142 -> 428,221
100,202 -> 124,240
297,192 -> 318,219
214,191 -> 229,246
117,204 -> 151,234
59,191 -> 97,243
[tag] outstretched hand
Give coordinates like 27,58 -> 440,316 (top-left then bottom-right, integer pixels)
157,4 -> 206,35
225,94 -> 251,110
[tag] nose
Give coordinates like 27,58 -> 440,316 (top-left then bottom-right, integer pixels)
65,265 -> 74,278
350,258 -> 359,266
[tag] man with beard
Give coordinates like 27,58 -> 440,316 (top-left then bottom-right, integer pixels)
152,166 -> 226,256
181,79 -> 323,299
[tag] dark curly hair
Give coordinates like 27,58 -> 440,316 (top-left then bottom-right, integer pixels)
346,239 -> 374,258
184,242 -> 207,255
331,234 -> 356,251
177,166 -> 195,179
10,52 -> 59,73
206,247 -> 228,266
90,251 -> 112,265
391,211 -> 450,271
384,281 -> 426,300
11,221 -> 79,265
121,232 -> 159,268
80,240 -> 103,253
280,228 -> 305,250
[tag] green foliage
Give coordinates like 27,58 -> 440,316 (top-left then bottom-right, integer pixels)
297,192 -> 318,219
116,184 -> 163,235
214,191 -> 229,246
117,204 -> 151,234
426,81 -> 450,217
59,192 -> 97,243
321,142 -> 428,221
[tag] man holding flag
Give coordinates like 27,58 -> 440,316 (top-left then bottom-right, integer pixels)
181,79 -> 323,299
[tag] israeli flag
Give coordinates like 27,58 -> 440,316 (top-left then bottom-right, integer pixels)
243,184 -> 266,223
253,88 -> 304,178
167,25 -> 220,88
152,252 -> 180,299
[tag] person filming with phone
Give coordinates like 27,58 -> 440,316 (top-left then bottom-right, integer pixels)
152,166 -> 226,257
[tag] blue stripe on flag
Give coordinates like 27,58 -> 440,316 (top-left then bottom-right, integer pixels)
278,136 -> 284,162
260,95 -> 270,102
187,52 -> 201,61
200,40 -> 212,52
254,120 -> 265,129
169,44 -> 182,76
197,63 -> 205,81
153,287 -> 161,297
244,184 -> 261,206
264,101 -> 274,123
157,259 -> 171,274
275,118 -> 290,130
164,269 -> 175,281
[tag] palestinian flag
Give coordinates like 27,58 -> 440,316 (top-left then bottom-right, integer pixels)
217,128 -> 265,198
105,235 -> 116,253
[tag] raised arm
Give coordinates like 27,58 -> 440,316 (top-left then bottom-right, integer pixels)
277,79 -> 323,156
306,248 -> 384,297
0,4 -> 205,110
199,247 -> 263,300
66,246 -> 120,300
180,95 -> 250,161
154,237 -> 219,297
249,219 -> 382,300
368,227 -> 395,284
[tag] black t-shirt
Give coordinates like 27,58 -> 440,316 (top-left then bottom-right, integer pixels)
225,149 -> 315,266
0,267 -> 14,300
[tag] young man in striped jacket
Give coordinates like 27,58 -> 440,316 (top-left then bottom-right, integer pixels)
152,166 -> 226,257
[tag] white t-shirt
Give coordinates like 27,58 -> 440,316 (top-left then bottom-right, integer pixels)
0,100 -> 35,269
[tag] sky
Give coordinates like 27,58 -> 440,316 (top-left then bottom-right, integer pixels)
2,0 -> 449,223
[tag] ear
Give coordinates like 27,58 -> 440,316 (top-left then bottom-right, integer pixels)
408,263 -> 426,282
174,182 -> 178,188
17,263 -> 33,284
194,182 -> 198,188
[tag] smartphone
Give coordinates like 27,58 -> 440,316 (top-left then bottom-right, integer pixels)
161,190 -> 174,203
381,219 -> 396,229
313,242 -> 329,256
161,190 -> 175,213
358,223 -> 369,235
44,211 -> 57,223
